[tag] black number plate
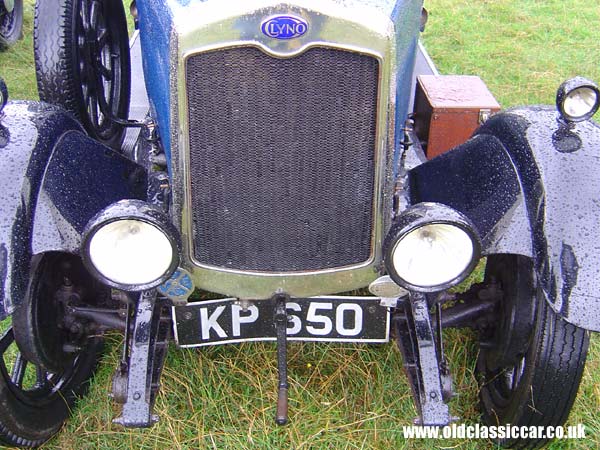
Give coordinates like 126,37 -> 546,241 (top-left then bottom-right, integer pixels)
173,296 -> 390,347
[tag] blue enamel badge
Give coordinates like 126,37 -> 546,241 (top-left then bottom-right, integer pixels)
261,15 -> 308,40
158,268 -> 195,305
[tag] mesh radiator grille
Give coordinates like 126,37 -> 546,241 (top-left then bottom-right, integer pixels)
185,46 -> 379,271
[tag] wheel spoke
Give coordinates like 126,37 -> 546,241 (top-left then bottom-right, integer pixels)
79,0 -> 90,32
0,326 -> 15,381
35,366 -> 48,388
89,1 -> 101,33
87,94 -> 99,128
99,62 -> 112,80
10,353 -> 27,388
510,371 -> 518,390
97,27 -> 108,47
511,357 -> 525,390
0,328 -> 14,356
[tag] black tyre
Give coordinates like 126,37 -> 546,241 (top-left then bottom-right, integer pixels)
477,255 -> 589,449
0,254 -> 105,448
0,0 -> 23,49
34,0 -> 131,149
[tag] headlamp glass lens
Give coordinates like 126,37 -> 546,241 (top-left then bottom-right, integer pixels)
564,87 -> 598,119
89,219 -> 173,285
392,223 -> 474,288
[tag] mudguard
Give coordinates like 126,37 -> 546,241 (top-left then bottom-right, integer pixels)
0,102 -> 147,319
409,106 -> 600,331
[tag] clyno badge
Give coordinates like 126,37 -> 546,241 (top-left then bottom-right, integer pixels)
261,15 -> 308,39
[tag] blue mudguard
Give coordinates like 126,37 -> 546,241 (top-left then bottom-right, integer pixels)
409,107 -> 600,331
0,102 -> 147,319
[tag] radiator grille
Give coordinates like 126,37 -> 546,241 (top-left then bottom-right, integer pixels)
185,46 -> 379,271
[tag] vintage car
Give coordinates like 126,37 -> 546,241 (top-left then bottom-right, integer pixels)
0,0 -> 22,49
0,0 -> 598,447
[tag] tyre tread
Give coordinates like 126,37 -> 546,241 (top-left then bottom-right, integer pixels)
478,255 -> 589,449
34,0 -> 79,117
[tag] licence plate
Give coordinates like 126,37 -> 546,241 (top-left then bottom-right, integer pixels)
173,296 -> 390,347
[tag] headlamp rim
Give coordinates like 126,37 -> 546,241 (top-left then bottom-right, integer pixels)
81,200 -> 181,291
384,203 -> 481,293
556,76 -> 600,123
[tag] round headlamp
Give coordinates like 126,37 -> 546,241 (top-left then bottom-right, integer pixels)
556,77 -> 599,123
82,200 -> 180,290
384,203 -> 480,292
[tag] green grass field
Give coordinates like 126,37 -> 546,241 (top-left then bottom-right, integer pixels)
0,0 -> 599,449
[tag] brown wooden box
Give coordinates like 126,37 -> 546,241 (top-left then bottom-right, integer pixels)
413,75 -> 501,159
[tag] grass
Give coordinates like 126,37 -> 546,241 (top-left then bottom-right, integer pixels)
0,1 -> 36,101
0,0 -> 599,449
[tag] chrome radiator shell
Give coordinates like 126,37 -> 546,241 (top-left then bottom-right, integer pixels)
163,0 -> 424,298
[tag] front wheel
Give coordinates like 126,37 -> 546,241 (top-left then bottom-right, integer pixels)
477,255 -> 589,449
0,253 -> 106,448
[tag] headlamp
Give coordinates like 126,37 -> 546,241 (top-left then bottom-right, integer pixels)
384,203 -> 480,292
81,200 -> 180,290
556,77 -> 599,123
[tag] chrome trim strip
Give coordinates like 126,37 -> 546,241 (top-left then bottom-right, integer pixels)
169,0 -> 403,299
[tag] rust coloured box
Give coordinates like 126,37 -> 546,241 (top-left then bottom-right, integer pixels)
414,75 -> 501,159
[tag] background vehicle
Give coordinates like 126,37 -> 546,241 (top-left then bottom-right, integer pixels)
0,0 -> 23,49
1,0 -> 600,450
